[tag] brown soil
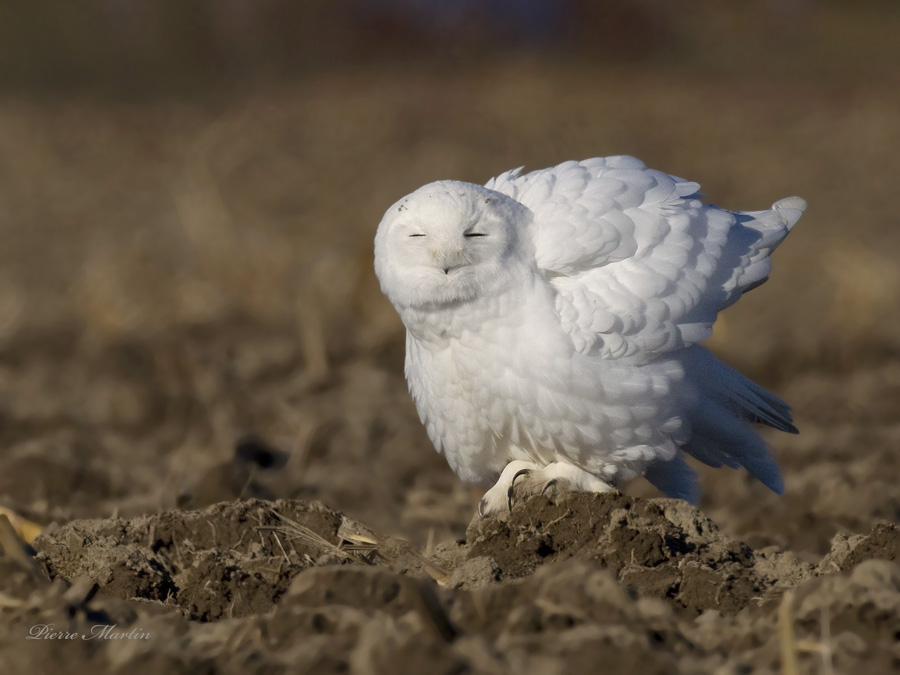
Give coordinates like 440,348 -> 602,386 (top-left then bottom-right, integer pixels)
3,495 -> 898,674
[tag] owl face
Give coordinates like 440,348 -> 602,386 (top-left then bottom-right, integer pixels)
375,181 -> 531,309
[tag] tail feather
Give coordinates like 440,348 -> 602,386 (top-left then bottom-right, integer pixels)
644,452 -> 700,504
727,378 -> 798,434
686,399 -> 784,494
676,345 -> 793,495
684,432 -> 735,469
680,346 -> 797,433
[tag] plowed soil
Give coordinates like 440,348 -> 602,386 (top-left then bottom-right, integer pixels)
1,60 -> 899,674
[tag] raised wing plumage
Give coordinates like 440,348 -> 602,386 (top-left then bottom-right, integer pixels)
486,156 -> 806,361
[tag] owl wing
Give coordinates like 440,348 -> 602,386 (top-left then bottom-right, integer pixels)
485,156 -> 806,362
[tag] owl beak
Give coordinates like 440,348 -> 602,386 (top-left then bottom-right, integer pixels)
432,249 -> 465,276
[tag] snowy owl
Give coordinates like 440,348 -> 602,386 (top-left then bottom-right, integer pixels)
374,156 -> 805,517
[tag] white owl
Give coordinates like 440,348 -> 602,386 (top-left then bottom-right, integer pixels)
374,156 -> 805,517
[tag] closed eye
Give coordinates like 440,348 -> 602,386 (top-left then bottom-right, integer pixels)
408,234 -> 426,238
464,233 -> 487,238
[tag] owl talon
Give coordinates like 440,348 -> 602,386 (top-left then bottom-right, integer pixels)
511,468 -> 531,487
479,461 -> 618,518
541,478 -> 558,496
478,460 -> 542,518
508,468 -> 532,510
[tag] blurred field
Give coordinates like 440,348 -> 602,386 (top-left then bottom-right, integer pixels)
3,64 -> 899,351
1,0 -> 899,535
0,2 -> 899,673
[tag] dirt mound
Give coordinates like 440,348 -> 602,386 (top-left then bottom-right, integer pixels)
462,492 -> 812,614
32,499 -> 383,620
818,523 -> 900,573
0,495 -> 892,674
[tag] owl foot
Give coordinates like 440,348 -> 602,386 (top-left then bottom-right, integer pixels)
477,460 -> 542,518
477,461 -> 617,518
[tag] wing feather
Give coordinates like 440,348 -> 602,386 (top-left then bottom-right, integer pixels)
486,156 -> 806,361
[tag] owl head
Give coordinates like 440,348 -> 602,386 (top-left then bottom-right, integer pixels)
374,181 -> 532,310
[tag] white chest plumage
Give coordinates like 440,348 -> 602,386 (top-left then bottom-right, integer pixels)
401,273 -> 685,485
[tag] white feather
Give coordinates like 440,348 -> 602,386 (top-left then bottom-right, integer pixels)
375,156 -> 804,503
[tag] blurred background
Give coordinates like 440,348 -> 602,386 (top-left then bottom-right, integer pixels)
0,0 -> 898,551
